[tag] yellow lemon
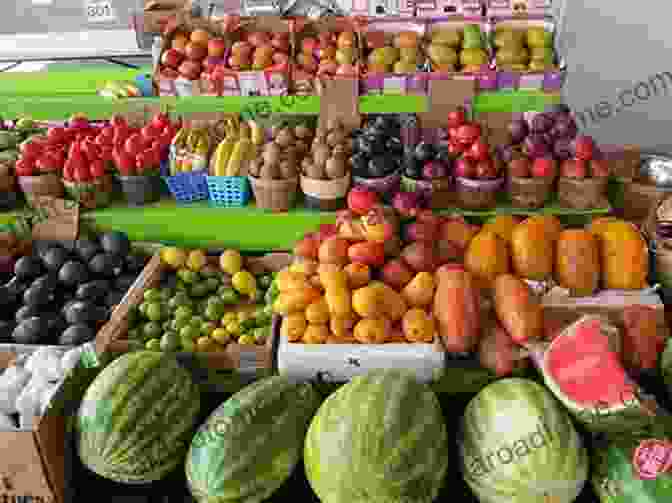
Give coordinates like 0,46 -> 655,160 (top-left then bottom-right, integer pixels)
232,271 -> 257,295
160,247 -> 187,269
238,334 -> 256,345
186,250 -> 208,272
220,249 -> 243,275
211,328 -> 231,345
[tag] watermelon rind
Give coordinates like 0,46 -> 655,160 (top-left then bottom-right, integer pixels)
185,376 -> 321,503
459,378 -> 588,503
304,370 -> 449,503
76,351 -> 201,484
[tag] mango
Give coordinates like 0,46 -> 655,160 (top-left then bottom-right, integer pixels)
354,317 -> 390,344
330,314 -> 358,338
352,285 -> 386,319
402,272 -> 435,308
464,231 -> 510,283
431,29 -> 461,47
493,29 -> 525,49
402,309 -> 435,343
325,287 -> 352,318
526,27 -> 552,48
305,297 -> 330,325
495,47 -> 529,65
427,44 -> 458,65
303,324 -> 329,344
281,313 -> 307,342
369,281 -> 407,321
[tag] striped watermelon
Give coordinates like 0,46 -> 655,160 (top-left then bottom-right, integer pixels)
77,351 -> 201,484
186,376 -> 321,503
459,378 -> 588,503
304,370 -> 449,503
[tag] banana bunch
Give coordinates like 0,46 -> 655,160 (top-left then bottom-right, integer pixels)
169,127 -> 190,175
210,118 -> 265,177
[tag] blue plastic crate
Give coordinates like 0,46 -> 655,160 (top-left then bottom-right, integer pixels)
163,171 -> 209,203
206,176 -> 251,207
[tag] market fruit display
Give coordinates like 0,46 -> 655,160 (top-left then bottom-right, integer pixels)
426,23 -> 487,72
363,29 -> 423,74
304,370 -> 449,503
186,376 -> 321,503
227,30 -> 290,72
493,24 -> 557,71
459,378 -> 588,503
296,29 -> 359,77
209,118 -> 264,177
125,248 -> 274,352
0,231 -> 146,346
77,351 -> 201,484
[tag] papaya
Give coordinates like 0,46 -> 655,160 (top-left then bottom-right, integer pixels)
493,274 -> 544,345
464,230 -> 510,283
586,216 -> 618,236
510,216 -> 562,280
434,267 -> 481,353
592,219 -> 648,290
555,229 -> 600,296
481,215 -> 522,244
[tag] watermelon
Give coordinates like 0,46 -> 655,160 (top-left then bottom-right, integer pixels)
77,351 -> 201,484
304,370 -> 449,503
186,376 -> 321,503
459,378 -> 588,503
531,315 -> 660,434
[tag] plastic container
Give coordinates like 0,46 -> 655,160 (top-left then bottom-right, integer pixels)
508,176 -> 554,209
557,177 -> 608,210
248,176 -> 298,212
17,174 -> 64,201
352,170 -> 401,202
163,171 -> 209,203
206,176 -> 251,207
455,177 -> 505,210
300,174 -> 351,211
118,175 -> 162,206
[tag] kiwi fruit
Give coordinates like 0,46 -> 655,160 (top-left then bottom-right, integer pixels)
248,159 -> 261,177
279,160 -> 297,180
326,129 -> 346,148
260,163 -> 281,180
325,157 -> 346,179
313,144 -> 331,168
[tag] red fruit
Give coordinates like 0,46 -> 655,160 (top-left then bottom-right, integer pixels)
125,134 -> 145,157
69,115 -> 89,129
468,139 -> 490,162
100,125 -> 115,137
81,142 -> 101,163
141,124 -> 161,142
508,157 -> 531,178
151,112 -> 170,130
589,158 -> 610,178
405,221 -> 438,242
531,158 -> 557,178
47,127 -> 67,145
95,133 -> 113,147
294,236 -> 320,260
416,210 -> 442,231
62,164 -> 74,181
318,223 -> 338,243
401,241 -> 438,273
560,159 -> 587,179
475,158 -> 499,180
74,163 -> 91,182
347,187 -> 379,216
100,146 -> 114,163
448,127 -> 460,139
447,140 -> 464,157
446,108 -> 466,129
110,114 -> 128,130
14,159 -> 34,177
573,135 -> 595,161
435,240 -> 461,265
381,259 -> 415,290
478,323 -> 528,377
20,141 -> 43,158
454,157 -> 475,178
347,241 -> 386,267
161,48 -> 185,69
456,123 -> 482,145
90,159 -> 106,178
36,152 -> 62,173
622,305 -> 668,373
113,127 -> 130,145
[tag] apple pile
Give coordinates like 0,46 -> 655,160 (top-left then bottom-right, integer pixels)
443,110 -> 501,181
297,31 -> 358,78
219,31 -> 290,73
160,29 -> 228,81
559,135 -> 610,179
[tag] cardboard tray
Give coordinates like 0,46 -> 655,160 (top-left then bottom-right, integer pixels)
96,252 -> 292,375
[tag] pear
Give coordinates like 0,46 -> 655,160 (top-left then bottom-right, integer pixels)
494,29 -> 525,49
460,48 -> 488,67
393,61 -> 417,73
427,44 -> 458,65
526,27 -> 552,48
495,47 -> 529,65
431,29 -> 461,47
530,47 -> 555,65
399,47 -> 418,63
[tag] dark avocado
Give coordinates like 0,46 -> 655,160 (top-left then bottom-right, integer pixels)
414,142 -> 436,163
59,324 -> 95,346
44,313 -> 67,333
114,275 -> 137,292
74,239 -> 101,263
435,147 -> 453,166
386,137 -> 404,156
404,156 -> 423,179
15,305 -> 40,323
99,231 -> 131,257
32,273 -> 59,292
23,285 -> 53,307
5,277 -> 28,298
76,280 -> 111,301
88,253 -> 124,278
105,291 -> 125,308
58,260 -> 89,287
14,256 -> 41,281
0,285 -> 16,307
351,153 -> 369,177
64,301 -> 108,325
40,246 -> 69,272
0,320 -> 13,343
125,254 -> 146,274
12,317 -> 46,344
368,155 -> 396,178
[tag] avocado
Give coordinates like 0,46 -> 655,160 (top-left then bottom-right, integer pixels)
74,239 -> 101,263
12,317 -> 46,344
414,142 -> 436,163
0,285 -> 16,307
386,137 -> 404,156
76,280 -> 110,301
0,320 -> 13,343
59,324 -> 95,346
125,254 -> 146,274
64,301 -> 108,325
5,277 -> 28,298
105,291 -> 125,308
23,285 -> 52,307
99,231 -> 131,257
44,313 -> 67,334
368,155 -> 393,178
114,275 -> 137,292
32,274 -> 59,292
14,256 -> 41,281
89,253 -> 123,278
41,246 -> 70,272
15,305 -> 40,323
351,153 -> 369,178
58,260 -> 89,287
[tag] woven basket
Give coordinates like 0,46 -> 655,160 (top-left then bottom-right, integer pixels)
17,174 -> 64,201
558,177 -> 608,209
300,173 -> 350,211
249,175 -> 298,212
63,175 -> 114,209
0,173 -> 15,193
508,176 -> 554,209
455,177 -> 504,210
352,170 -> 401,202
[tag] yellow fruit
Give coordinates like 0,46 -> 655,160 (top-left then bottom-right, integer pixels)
555,229 -> 600,296
288,259 -> 319,276
196,336 -> 217,352
402,309 -> 435,343
401,272 -> 435,308
318,264 -> 348,290
305,297 -> 330,324
160,247 -> 188,269
276,270 -> 310,292
220,249 -> 243,275
595,220 -> 648,290
464,231 -> 510,283
482,215 -> 522,244
325,287 -> 352,318
274,288 -> 322,315
238,334 -> 256,345
186,250 -> 208,272
344,263 -> 371,289
237,311 -> 252,323
352,285 -> 387,319
232,271 -> 257,295
369,281 -> 407,321
303,324 -> 329,344
211,328 -> 231,345
353,318 -> 389,344
281,313 -> 307,342
225,321 -> 241,334
510,219 -> 558,280
221,312 -> 238,326
330,314 -> 358,338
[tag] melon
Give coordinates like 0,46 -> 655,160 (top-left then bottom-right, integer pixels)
77,351 -> 201,484
186,376 -> 321,503
459,378 -> 588,503
533,315 -> 659,434
304,370 -> 449,503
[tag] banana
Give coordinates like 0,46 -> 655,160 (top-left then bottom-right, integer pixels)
248,120 -> 264,146
213,137 -> 236,176
170,127 -> 189,175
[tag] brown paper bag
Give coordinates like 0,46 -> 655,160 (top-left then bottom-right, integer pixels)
29,197 -> 79,242
418,79 -> 476,129
318,78 -> 360,132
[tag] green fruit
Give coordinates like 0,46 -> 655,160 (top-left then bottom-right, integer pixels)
145,302 -> 165,322
145,338 -> 162,351
176,280 -> 188,292
204,304 -> 224,322
220,288 -> 240,305
200,322 -> 217,336
190,316 -> 205,327
127,306 -> 141,327
181,337 -> 196,352
178,269 -> 199,284
160,332 -> 180,352
127,328 -> 141,340
77,351 -> 201,484
254,327 -> 269,344
240,319 -> 256,332
174,306 -> 194,321
305,371 -> 449,503
258,275 -> 273,289
204,277 -> 220,292
138,302 -> 150,317
144,288 -> 162,302
162,320 -> 172,331
143,322 -> 162,340
159,288 -> 173,301
186,377 -> 320,503
168,293 -> 191,309
190,283 -> 209,298
180,325 -> 200,340
459,378 -> 588,503
171,318 -> 188,332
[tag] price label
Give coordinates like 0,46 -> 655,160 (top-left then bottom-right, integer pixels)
86,0 -> 117,23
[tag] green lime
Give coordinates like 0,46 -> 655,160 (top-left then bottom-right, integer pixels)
145,302 -> 164,322
162,320 -> 172,331
263,304 -> 274,317
251,289 -> 264,304
200,321 -> 217,336
144,288 -> 162,302
176,279 -> 188,291
204,277 -> 220,292
177,269 -> 199,284
190,283 -> 209,298
204,303 -> 225,322
160,332 -> 180,352
127,306 -> 141,327
190,315 -> 205,327
258,274 -> 273,289
138,302 -> 150,317
180,337 -> 196,352
180,325 -> 200,340
217,284 -> 231,296
169,319 -> 185,332
159,288 -> 173,301
240,318 -> 256,331
127,328 -> 141,340
220,288 -> 240,305
174,305 -> 194,321
145,338 -> 162,351
143,322 -> 162,340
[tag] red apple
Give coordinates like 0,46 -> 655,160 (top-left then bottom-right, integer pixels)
447,108 -> 466,129
301,37 -> 318,54
573,135 -> 595,161
161,48 -> 184,68
456,123 -> 482,145
531,158 -> 557,178
454,157 -> 476,178
348,241 -> 386,267
381,259 -> 414,290
468,139 -> 490,162
231,41 -> 253,56
448,126 -> 460,139
475,158 -> 499,179
589,158 -> 610,178
178,61 -> 202,80
110,114 -> 127,130
184,42 -> 208,62
20,140 -> 43,158
508,157 -> 531,178
124,134 -> 145,157
560,159 -> 587,178
347,187 -> 379,216
160,67 -> 180,80
203,56 -> 224,71
46,127 -> 67,145
271,36 -> 290,52
447,140 -> 464,157
208,38 -> 227,58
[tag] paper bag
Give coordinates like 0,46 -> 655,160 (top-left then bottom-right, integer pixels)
29,197 -> 79,243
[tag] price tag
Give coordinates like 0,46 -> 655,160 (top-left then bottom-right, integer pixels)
85,0 -> 117,23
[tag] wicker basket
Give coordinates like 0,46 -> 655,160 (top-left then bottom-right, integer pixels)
400,175 -> 453,209
558,177 -> 608,209
0,173 -> 15,193
249,175 -> 298,212
455,177 -> 505,210
352,170 -> 401,202
17,173 -> 64,201
508,176 -> 554,209
301,173 -> 351,211
63,174 -> 114,209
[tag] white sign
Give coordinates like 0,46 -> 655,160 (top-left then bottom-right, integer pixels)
86,0 -> 117,23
